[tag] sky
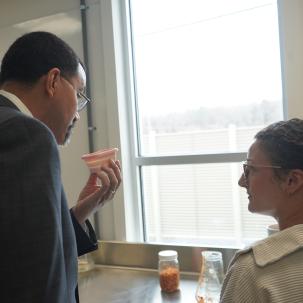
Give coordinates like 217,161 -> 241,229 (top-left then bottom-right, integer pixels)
130,0 -> 283,116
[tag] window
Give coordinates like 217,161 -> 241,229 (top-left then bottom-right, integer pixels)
127,0 -> 283,247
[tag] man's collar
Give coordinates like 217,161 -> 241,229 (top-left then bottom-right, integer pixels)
0,90 -> 33,117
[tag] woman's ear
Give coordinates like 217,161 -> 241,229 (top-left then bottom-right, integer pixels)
45,68 -> 61,97
284,169 -> 303,195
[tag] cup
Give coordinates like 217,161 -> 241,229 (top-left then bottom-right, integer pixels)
78,253 -> 94,273
195,251 -> 224,303
81,148 -> 118,173
267,223 -> 279,236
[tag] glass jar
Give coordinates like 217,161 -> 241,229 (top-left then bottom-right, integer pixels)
195,251 -> 224,303
78,253 -> 94,273
158,250 -> 180,293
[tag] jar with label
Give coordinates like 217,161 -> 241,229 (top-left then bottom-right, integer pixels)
158,250 -> 180,293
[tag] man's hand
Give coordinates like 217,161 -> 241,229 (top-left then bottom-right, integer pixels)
72,159 -> 122,224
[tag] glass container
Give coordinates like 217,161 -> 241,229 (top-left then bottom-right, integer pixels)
78,253 -> 94,273
158,250 -> 180,293
195,251 -> 224,303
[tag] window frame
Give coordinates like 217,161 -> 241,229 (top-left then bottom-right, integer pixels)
100,0 -> 288,244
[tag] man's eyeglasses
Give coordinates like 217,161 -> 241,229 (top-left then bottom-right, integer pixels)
76,90 -> 91,112
242,162 -> 282,179
61,76 -> 91,112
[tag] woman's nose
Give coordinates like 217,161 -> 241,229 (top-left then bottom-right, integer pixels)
238,173 -> 247,187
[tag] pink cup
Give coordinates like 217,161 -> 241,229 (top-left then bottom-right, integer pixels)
81,148 -> 118,173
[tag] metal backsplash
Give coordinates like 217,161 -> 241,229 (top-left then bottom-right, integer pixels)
92,241 -> 238,273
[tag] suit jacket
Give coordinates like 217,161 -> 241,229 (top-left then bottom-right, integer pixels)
0,95 -> 97,303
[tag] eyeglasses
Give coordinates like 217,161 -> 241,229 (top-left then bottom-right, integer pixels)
242,162 -> 282,179
76,90 -> 91,112
61,76 -> 91,112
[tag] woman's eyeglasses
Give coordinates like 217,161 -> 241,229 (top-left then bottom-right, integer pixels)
242,162 -> 282,179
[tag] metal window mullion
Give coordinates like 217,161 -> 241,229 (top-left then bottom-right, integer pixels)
134,152 -> 247,166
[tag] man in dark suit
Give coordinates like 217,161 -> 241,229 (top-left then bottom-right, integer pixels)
0,31 -> 121,302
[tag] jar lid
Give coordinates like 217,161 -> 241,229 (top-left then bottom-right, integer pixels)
158,250 -> 178,261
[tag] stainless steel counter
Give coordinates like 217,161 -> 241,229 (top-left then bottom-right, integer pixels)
78,241 -> 237,303
79,265 -> 199,303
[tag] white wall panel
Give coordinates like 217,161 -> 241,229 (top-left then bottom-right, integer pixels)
0,0 -> 77,28
278,0 -> 303,118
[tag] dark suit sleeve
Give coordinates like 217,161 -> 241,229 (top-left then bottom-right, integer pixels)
70,210 -> 98,256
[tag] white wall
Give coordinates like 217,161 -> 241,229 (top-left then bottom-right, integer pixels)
278,0 -> 303,118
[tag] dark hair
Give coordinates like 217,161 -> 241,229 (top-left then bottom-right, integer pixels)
255,118 -> 303,178
0,31 -> 80,85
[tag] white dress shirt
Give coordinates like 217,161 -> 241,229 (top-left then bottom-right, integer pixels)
0,89 -> 33,117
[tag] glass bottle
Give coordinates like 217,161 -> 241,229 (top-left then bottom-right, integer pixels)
158,250 -> 180,293
195,251 -> 224,303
